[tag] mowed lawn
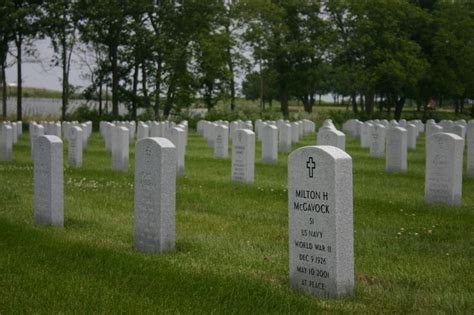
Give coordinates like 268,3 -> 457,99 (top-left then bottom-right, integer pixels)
0,128 -> 473,313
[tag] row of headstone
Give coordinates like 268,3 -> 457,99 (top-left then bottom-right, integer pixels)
0,122 -> 18,161
32,131 -> 353,298
100,120 -> 188,175
344,118 -> 474,206
317,120 -> 346,151
198,119 -> 316,164
32,134 -> 178,253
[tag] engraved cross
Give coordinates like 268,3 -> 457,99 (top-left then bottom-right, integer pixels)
306,157 -> 316,178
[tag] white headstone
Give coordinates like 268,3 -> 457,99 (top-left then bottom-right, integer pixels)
288,145 -> 354,298
279,123 -> 292,153
34,135 -> 64,227
468,120 -> 474,177
385,126 -> 407,173
406,123 -> 417,150
425,132 -> 464,206
262,124 -> 278,164
31,124 -> 44,159
112,127 -> 130,171
134,137 -> 176,253
214,125 -> 229,158
0,125 -> 13,161
369,124 -> 386,158
317,128 -> 346,151
137,123 -> 149,140
232,129 -> 255,184
291,122 -> 299,144
170,127 -> 186,176
68,126 -> 83,167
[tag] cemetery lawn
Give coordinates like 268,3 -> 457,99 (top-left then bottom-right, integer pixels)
0,131 -> 473,314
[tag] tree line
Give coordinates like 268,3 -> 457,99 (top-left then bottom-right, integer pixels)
1,0 -> 473,121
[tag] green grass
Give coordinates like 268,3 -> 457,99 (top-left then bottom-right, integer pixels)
0,130 -> 473,313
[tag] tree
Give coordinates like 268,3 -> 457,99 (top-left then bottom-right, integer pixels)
11,0 -> 42,121
78,0 -> 132,119
42,0 -> 80,121
0,1 -> 15,119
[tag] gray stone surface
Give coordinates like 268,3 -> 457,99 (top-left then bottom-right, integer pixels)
34,135 -> 64,227
137,123 -> 149,140
291,122 -> 299,144
262,124 -> 278,164
369,124 -> 386,158
279,123 -> 292,153
317,127 -> 346,151
214,125 -> 229,158
0,124 -> 13,161
386,126 -> 407,173
468,120 -> 474,177
112,126 -> 130,172
232,129 -> 255,184
288,145 -> 354,298
31,124 -> 44,159
134,137 -> 176,253
425,132 -> 464,206
170,127 -> 186,176
406,123 -> 417,150
68,126 -> 83,167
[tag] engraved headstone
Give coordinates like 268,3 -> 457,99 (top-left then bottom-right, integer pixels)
68,126 -> 83,167
369,124 -> 386,158
31,124 -> 44,159
288,145 -> 354,298
134,137 -> 176,253
34,135 -> 64,227
425,132 -> 464,205
232,129 -> 255,184
262,124 -> 278,164
214,125 -> 229,158
386,126 -> 407,173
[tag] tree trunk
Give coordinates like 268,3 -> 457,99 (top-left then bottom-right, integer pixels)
351,92 -> 358,113
394,97 -> 405,121
226,29 -> 235,111
154,60 -> 161,120
105,85 -> 109,114
280,83 -> 289,119
16,34 -> 22,121
61,38 -> 69,121
110,44 -> 119,119
98,82 -> 103,117
460,97 -> 465,114
1,60 -> 6,120
454,98 -> 459,114
141,60 -> 148,112
132,59 -> 139,120
365,90 -> 374,115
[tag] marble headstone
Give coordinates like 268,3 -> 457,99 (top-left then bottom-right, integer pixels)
232,129 -> 255,184
425,132 -> 464,205
134,137 -> 176,253
288,145 -> 354,298
34,135 -> 64,227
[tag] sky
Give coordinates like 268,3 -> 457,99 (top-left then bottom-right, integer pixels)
5,39 -> 90,91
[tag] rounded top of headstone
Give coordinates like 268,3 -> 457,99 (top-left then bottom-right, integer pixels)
289,145 -> 352,165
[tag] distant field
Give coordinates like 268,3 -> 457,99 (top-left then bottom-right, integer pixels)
0,130 -> 472,313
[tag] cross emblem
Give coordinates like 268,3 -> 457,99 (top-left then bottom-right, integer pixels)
306,157 -> 316,178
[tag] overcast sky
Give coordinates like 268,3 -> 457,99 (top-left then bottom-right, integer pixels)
5,39 -> 89,91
